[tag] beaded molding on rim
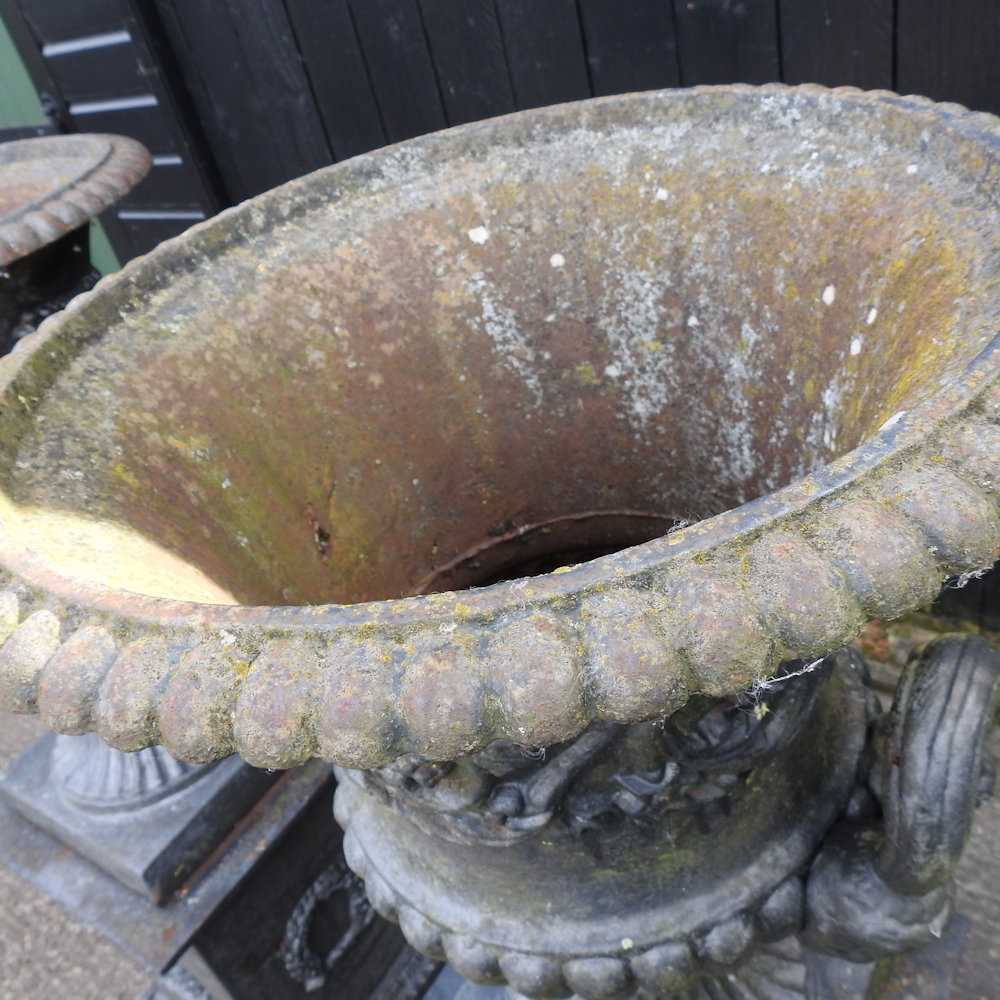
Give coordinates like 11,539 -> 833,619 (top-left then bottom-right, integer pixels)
331,777 -> 808,1000
0,134 -> 151,267
0,398 -> 995,770
0,87 -> 996,770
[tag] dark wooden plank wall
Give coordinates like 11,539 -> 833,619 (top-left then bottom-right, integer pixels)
779,0 -> 894,90
7,0 -> 1000,258
896,0 -> 1000,114
184,0 -> 1000,202
339,0 -> 446,144
151,0 -> 332,205
577,0 -> 680,95
674,0 -> 779,86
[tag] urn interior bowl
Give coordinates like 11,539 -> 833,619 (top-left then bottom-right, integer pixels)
0,85 -> 997,770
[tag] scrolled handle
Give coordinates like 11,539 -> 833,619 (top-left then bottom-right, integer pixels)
804,635 -> 999,962
876,635 -> 1000,894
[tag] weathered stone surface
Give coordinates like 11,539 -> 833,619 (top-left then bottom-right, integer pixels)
233,637 -> 319,768
0,85 -> 994,767
94,636 -> 181,751
0,610 -> 60,713
37,625 -> 117,734
580,589 -> 687,722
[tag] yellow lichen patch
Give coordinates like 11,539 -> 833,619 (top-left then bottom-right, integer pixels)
232,657 -> 253,679
0,492 -> 238,604
112,463 -> 140,489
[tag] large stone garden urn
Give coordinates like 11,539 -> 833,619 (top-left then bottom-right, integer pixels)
0,86 -> 998,998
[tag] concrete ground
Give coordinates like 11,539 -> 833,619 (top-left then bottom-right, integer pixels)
0,714 -> 150,1000
1,711 -> 999,1000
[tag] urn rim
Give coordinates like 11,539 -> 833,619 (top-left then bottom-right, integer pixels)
0,84 -> 997,768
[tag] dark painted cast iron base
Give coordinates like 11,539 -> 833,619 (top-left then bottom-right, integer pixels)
336,638 -> 999,999
1,731 -> 274,900
429,915 -> 969,1000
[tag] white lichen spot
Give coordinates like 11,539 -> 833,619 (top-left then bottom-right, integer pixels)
822,284 -> 836,306
654,187 -> 669,201
717,323 -> 763,482
880,410 -> 906,432
802,374 -> 844,459
850,336 -> 863,356
467,225 -> 490,245
906,163 -> 918,175
866,306 -> 878,325
550,252 -> 566,268
597,268 -> 676,429
821,383 -> 841,449
468,273 -> 542,403
687,314 -> 699,328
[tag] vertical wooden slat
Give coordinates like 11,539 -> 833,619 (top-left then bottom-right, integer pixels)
419,0 -> 515,125
349,0 -> 447,142
897,0 -> 1000,116
152,0 -> 332,203
779,0 -> 893,90
673,0 -> 779,86
577,0 -> 680,96
15,0 -> 126,41
495,0 -> 591,110
284,0 -> 386,161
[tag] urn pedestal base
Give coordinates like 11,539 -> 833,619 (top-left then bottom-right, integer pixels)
429,915 -> 970,1000
0,732 -> 275,900
336,657 -> 870,999
335,638 -> 999,1000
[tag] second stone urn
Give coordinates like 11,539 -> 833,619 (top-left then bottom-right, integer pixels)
0,85 -> 997,998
